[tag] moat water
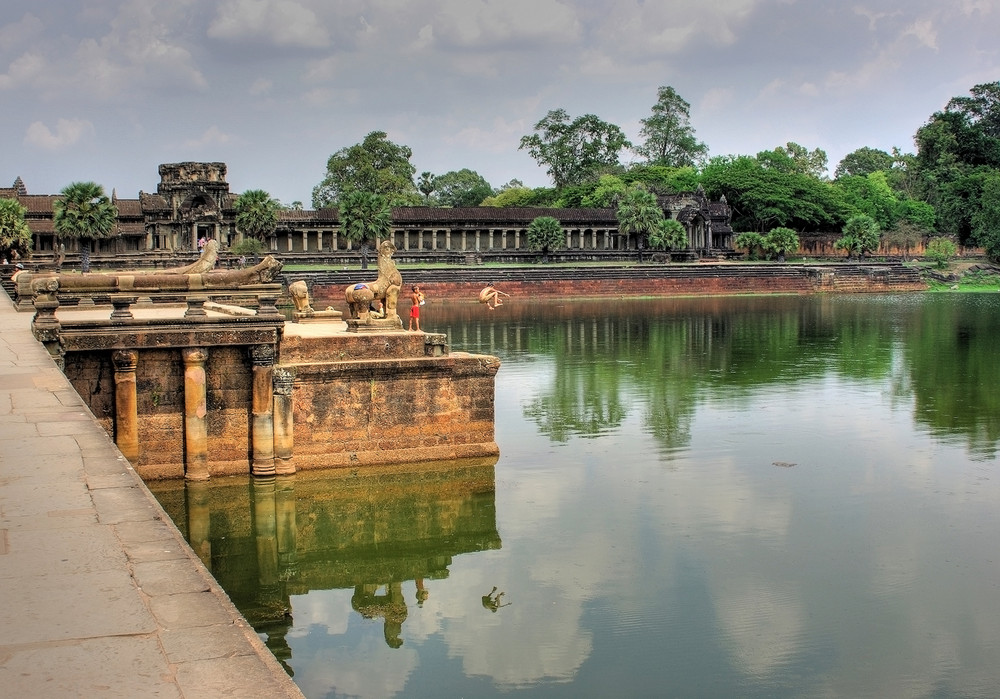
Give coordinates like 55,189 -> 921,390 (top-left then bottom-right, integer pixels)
149,293 -> 1000,698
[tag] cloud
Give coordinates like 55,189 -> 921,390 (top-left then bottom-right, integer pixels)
24,118 -> 95,150
208,0 -> 331,48
0,52 -> 47,90
0,13 -> 44,53
181,125 -> 237,149
434,0 -> 582,48
249,78 -> 273,96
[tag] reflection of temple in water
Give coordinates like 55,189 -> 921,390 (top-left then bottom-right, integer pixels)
149,459 -> 500,666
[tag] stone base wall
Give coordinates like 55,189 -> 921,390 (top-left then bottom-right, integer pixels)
308,264 -> 927,310
62,331 -> 499,479
280,334 -> 499,471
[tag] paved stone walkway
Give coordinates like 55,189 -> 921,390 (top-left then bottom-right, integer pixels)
0,293 -> 303,698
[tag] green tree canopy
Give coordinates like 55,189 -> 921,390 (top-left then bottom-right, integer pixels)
635,85 -> 708,167
757,142 -> 829,179
762,226 -> 799,261
581,174 -> 627,208
338,191 -> 392,270
623,164 -> 700,193
417,171 -> 436,203
648,217 -> 688,254
234,189 -> 280,240
0,198 -> 31,260
431,169 -> 494,207
701,155 -> 845,232
834,171 -> 899,230
616,185 -> 664,249
835,147 -> 895,178
835,214 -> 881,259
526,215 -> 564,261
519,109 -> 631,188
971,169 -> 1000,261
312,131 -> 418,208
53,181 -> 117,272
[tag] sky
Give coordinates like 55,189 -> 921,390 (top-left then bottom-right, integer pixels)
1,0 -> 998,207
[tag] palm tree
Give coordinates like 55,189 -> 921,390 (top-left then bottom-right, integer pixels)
648,218 -> 688,262
339,191 -> 392,270
53,182 -> 117,273
0,198 -> 32,262
234,189 -> 280,247
526,216 -> 564,263
616,185 -> 664,260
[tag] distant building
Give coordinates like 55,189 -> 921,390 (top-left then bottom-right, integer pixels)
1,163 -> 733,257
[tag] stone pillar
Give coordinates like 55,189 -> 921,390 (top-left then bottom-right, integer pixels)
301,230 -> 308,252
112,349 -> 139,463
273,368 -> 295,475
249,344 -> 276,477
181,347 -> 210,481
191,223 -> 198,251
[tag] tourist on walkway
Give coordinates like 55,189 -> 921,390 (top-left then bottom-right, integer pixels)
409,286 -> 423,331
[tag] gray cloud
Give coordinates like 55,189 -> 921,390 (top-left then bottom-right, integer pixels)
1,0 -> 997,205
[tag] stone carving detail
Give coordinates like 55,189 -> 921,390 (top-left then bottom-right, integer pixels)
289,281 -> 314,313
344,240 -> 403,323
159,239 -> 220,275
289,280 -> 342,323
249,343 -> 275,367
112,349 -> 138,371
273,367 -> 295,395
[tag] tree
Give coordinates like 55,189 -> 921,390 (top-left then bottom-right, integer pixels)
835,214 -> 881,260
519,109 -> 631,188
648,218 -> 688,260
53,181 -> 117,273
481,186 -> 553,207
312,131 -> 419,208
971,170 -> 1000,261
758,142 -> 829,179
701,155 -> 846,233
616,185 -> 664,254
834,171 -> 899,230
762,227 -> 799,262
925,236 -> 957,268
0,198 -> 32,261
581,174 -> 627,208
882,220 -> 925,261
526,216 -> 564,263
417,172 -> 436,203
733,232 -> 766,260
835,147 -> 894,178
635,85 -> 708,167
338,191 -> 392,270
234,189 -> 280,243
946,81 -> 1000,140
432,169 -> 494,207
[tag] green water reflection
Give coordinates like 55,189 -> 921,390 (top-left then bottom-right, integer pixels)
151,294 -> 1000,698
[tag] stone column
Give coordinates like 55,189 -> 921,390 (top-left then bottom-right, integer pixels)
181,347 -> 210,481
112,349 -> 139,463
249,344 -> 276,477
191,223 -> 198,251
273,368 -> 295,475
